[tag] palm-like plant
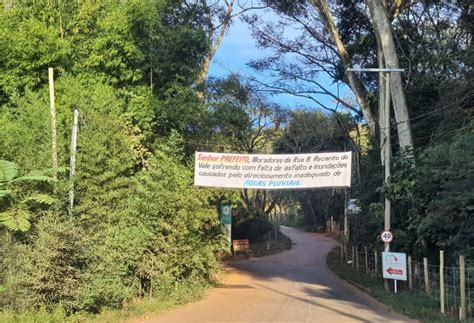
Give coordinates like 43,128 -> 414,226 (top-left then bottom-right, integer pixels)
0,160 -> 57,232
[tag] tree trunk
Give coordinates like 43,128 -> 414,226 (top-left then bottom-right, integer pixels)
367,0 -> 414,151
196,0 -> 235,101
309,0 -> 376,135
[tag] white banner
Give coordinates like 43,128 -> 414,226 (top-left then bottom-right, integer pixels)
194,151 -> 351,189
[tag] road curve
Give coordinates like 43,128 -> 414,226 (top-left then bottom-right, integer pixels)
132,226 -> 415,323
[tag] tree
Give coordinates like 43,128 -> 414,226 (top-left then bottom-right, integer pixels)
248,0 -> 417,151
195,0 -> 267,100
273,109 -> 355,230
193,74 -> 286,215
199,74 -> 286,154
365,0 -> 413,150
0,0 -> 228,314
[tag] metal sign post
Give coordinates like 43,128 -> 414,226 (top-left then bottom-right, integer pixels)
221,205 -> 232,252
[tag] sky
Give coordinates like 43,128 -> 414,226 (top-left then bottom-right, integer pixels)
207,10 -> 350,112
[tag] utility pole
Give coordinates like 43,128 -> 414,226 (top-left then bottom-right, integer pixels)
347,67 -> 403,254
349,67 -> 403,291
383,72 -> 391,253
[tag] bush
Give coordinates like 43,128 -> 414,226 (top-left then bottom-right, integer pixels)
232,213 -> 274,243
0,212 -> 85,313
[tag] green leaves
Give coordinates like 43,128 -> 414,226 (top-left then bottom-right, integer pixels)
22,194 -> 57,206
12,174 -> 56,184
0,160 -> 18,183
0,208 -> 31,232
0,160 -> 56,232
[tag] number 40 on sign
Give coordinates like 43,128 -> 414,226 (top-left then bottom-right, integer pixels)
380,230 -> 393,243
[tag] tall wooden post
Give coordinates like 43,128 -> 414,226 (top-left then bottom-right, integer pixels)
365,246 -> 369,274
424,257 -> 431,295
374,250 -> 378,276
340,244 -> 344,264
352,246 -> 355,269
440,250 -> 445,314
460,255 -> 466,320
344,188 -> 349,242
356,246 -> 359,273
48,68 -> 58,180
69,108 -> 79,215
408,255 -> 413,290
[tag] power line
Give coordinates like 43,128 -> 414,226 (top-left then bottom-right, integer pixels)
378,92 -> 473,131
390,126 -> 472,147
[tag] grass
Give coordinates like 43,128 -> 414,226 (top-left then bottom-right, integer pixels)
0,280 -> 213,323
326,247 -> 460,323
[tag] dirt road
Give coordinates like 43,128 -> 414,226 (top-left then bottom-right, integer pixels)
134,226 -> 415,322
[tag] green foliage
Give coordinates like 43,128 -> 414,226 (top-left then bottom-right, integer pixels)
0,160 -> 56,232
0,9 -> 71,102
0,0 -> 207,111
350,132 -> 474,262
0,1 -> 219,318
197,74 -> 286,154
76,137 -> 224,312
0,208 -> 31,232
233,213 -> 274,243
404,133 -> 474,261
0,160 -> 18,183
273,110 -> 355,231
327,248 -> 457,323
1,212 -> 85,312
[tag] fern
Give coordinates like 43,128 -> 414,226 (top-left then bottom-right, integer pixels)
0,208 -> 31,232
22,194 -> 57,206
0,160 -> 56,232
12,174 -> 56,183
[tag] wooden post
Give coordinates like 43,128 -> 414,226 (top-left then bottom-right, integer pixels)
460,255 -> 466,320
68,108 -> 79,216
343,240 -> 346,263
340,244 -> 344,263
408,255 -> 413,290
365,246 -> 369,274
343,188 -> 348,242
352,246 -> 355,268
440,250 -> 445,314
374,250 -> 378,276
274,222 -> 278,243
424,257 -> 431,295
48,67 -> 58,180
356,246 -> 359,273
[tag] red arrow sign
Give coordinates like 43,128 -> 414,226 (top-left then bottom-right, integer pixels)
386,267 -> 403,275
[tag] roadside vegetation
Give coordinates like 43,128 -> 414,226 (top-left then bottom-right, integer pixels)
0,1 -> 287,321
0,0 -> 472,321
327,248 -> 458,323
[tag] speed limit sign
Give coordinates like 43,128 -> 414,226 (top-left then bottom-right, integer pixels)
380,230 -> 393,243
